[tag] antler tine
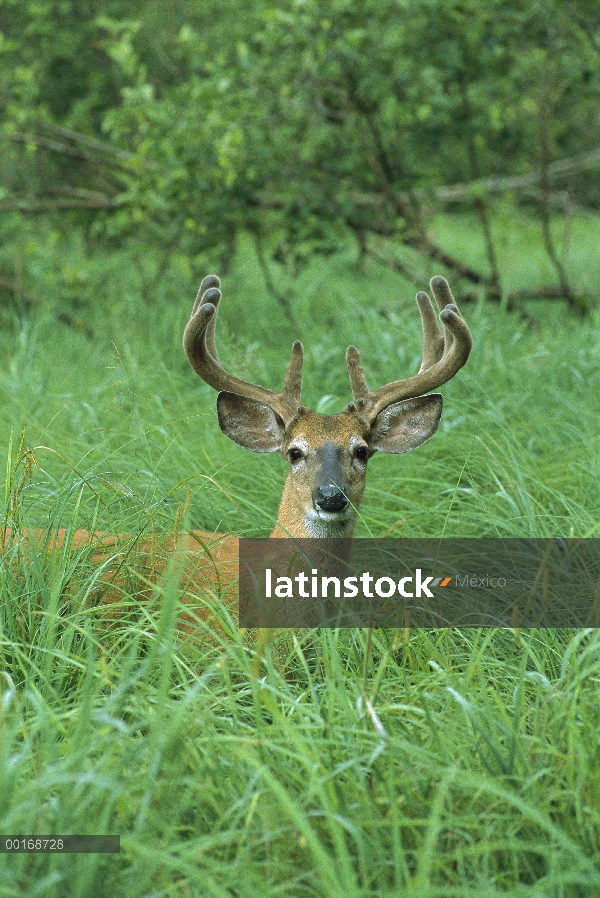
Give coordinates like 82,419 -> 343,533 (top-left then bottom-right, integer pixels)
193,274 -> 222,361
429,274 -> 462,353
346,345 -> 370,404
183,277 -> 304,427
416,289 -> 445,372
282,340 -> 304,409
345,276 -> 472,422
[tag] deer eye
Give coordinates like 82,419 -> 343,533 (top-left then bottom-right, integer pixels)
354,446 -> 369,462
288,447 -> 303,464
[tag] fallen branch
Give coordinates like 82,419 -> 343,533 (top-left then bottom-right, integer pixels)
430,147 -> 600,202
258,146 -> 600,213
508,285 -> 590,313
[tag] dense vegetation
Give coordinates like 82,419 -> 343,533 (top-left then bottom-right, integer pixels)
1,2 -> 600,896
1,218 -> 600,895
2,0 -> 600,314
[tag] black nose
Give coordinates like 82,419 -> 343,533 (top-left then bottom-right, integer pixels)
314,485 -> 349,513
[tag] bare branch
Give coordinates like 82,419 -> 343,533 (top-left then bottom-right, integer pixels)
459,78 -> 501,299
55,310 -> 94,338
252,231 -> 298,328
0,131 -> 99,160
0,196 -> 120,213
334,148 -> 600,208
0,131 -> 135,178
431,147 -> 600,202
537,64 -> 579,313
358,240 -> 422,285
34,121 -> 135,161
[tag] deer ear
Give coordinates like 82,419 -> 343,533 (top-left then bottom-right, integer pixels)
370,394 -> 443,454
217,391 -> 284,452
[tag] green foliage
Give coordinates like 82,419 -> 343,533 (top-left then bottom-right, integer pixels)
1,0 -> 599,306
2,579 -> 600,895
1,211 -> 600,538
0,220 -> 599,893
1,5 -> 600,892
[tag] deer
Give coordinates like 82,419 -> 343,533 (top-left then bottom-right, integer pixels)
4,274 -> 471,628
183,273 -> 472,540
181,273 -> 472,625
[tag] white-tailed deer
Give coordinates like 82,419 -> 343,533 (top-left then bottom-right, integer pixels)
5,275 -> 471,622
183,274 -> 472,541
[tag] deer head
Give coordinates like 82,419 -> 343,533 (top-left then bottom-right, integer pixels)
184,275 -> 472,539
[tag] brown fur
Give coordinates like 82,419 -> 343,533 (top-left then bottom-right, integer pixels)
3,528 -> 240,630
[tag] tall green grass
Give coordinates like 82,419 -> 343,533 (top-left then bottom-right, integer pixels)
1,212 -> 600,895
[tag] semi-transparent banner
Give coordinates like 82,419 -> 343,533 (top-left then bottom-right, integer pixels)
238,538 -> 600,627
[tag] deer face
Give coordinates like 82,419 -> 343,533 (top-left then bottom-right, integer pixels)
284,411 -> 371,523
216,392 -> 445,537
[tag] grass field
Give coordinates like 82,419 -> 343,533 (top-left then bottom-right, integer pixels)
1,211 -> 600,896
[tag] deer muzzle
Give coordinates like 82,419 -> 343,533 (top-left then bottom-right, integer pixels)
314,484 -> 349,513
311,443 -> 349,514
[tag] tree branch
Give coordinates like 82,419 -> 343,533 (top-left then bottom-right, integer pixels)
537,60 -> 585,314
459,78 -> 501,299
0,132 -> 134,178
0,196 -> 120,212
431,147 -> 600,202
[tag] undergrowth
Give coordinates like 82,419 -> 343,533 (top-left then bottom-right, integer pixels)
1,213 -> 599,896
